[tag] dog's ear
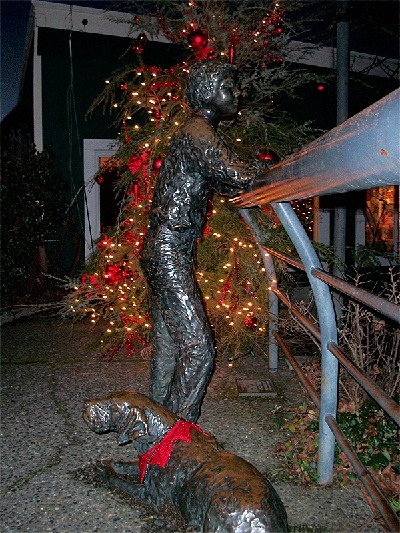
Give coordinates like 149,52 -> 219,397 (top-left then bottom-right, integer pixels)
117,407 -> 148,444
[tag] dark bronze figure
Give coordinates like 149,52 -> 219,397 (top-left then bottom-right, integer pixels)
140,61 -> 256,422
83,391 -> 289,532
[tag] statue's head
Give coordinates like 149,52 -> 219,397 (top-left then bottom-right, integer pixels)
187,61 -> 239,115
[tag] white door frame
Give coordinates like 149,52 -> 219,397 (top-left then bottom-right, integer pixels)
83,139 -> 119,259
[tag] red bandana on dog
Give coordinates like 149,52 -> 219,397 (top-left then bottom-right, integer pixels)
138,419 -> 205,483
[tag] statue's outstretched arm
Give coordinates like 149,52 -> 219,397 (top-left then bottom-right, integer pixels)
183,117 -> 255,196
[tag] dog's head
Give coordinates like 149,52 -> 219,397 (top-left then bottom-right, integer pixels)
83,391 -> 177,448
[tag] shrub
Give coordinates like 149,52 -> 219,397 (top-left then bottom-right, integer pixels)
1,137 -> 65,306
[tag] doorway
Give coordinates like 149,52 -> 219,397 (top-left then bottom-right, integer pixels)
83,139 -> 119,259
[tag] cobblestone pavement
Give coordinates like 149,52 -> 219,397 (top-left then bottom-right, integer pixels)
1,316 -> 385,532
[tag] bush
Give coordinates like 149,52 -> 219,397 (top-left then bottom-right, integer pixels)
1,137 -> 66,306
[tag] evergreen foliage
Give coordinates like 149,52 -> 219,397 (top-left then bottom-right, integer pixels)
66,0 -> 319,359
1,137 -> 65,306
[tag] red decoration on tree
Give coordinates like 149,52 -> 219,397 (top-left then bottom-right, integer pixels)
133,33 -> 147,54
97,235 -> 112,249
127,182 -> 143,208
128,151 -> 149,180
220,280 -> 232,297
202,225 -> 212,237
187,29 -> 214,60
257,147 -> 280,166
127,150 -> 150,209
244,315 -> 258,329
195,46 -> 215,61
96,161 -> 119,185
152,157 -> 163,171
188,29 -> 208,50
128,156 -> 142,175
104,264 -> 125,285
123,229 -> 137,243
81,274 -> 98,286
229,34 -> 240,64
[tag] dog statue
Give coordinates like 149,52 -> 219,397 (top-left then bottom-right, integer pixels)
83,391 -> 288,532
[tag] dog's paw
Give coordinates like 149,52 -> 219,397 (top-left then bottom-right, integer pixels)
95,458 -> 140,482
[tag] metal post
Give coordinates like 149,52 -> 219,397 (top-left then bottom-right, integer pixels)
239,209 -> 279,371
272,202 -> 339,484
394,185 -> 399,259
333,1 -> 350,316
332,205 -> 346,319
336,1 -> 349,126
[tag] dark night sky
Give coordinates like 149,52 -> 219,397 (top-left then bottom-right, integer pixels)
1,0 -> 399,121
1,0 -> 31,120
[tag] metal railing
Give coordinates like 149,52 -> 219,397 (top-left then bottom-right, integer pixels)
234,88 -> 400,531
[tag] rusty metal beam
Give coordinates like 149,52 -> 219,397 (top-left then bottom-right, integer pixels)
274,333 -> 321,408
312,268 -> 400,324
262,247 -> 400,323
328,342 -> 400,425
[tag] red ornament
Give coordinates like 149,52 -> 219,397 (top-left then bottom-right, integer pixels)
220,280 -> 232,297
81,274 -> 98,286
128,150 -> 149,179
244,315 -> 258,330
96,162 -> 119,184
127,183 -> 142,207
229,34 -> 240,64
195,46 -> 215,61
128,182 -> 139,197
103,264 -> 126,285
123,229 -> 137,243
128,155 -> 142,175
152,157 -> 163,171
97,235 -> 112,249
257,148 -> 280,166
104,265 -> 119,284
229,43 -> 235,64
202,225 -> 212,238
188,29 -> 208,50
133,32 -> 147,54
124,333 -> 137,357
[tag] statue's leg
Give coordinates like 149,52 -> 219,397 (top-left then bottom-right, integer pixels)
94,459 -> 147,500
142,235 -> 215,421
162,273 -> 215,422
148,298 -> 177,405
98,459 -> 140,479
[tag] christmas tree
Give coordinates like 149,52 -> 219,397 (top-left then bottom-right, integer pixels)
66,0 -> 317,361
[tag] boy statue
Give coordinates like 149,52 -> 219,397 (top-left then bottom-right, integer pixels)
140,61 -> 256,422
